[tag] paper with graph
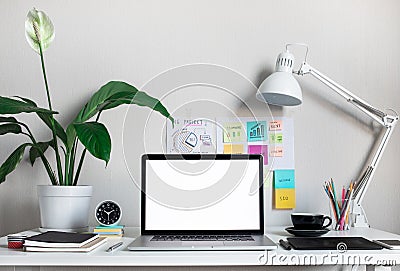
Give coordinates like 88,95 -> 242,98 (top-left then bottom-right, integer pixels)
166,117 -> 294,170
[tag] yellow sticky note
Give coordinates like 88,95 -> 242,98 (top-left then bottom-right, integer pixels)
275,188 -> 296,209
223,144 -> 244,154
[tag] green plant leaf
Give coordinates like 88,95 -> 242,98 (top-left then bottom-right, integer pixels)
0,117 -> 18,123
0,96 -> 57,115
38,113 -> 67,145
0,143 -> 30,184
0,124 -> 22,135
74,81 -> 173,123
74,122 -> 111,165
16,96 -> 67,146
29,141 -> 53,166
65,124 -> 77,152
104,90 -> 174,123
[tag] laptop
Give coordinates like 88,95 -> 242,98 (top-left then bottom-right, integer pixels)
127,154 -> 277,251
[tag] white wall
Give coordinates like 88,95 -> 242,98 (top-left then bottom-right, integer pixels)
0,0 -> 399,259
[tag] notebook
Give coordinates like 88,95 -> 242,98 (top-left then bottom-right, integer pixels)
128,154 -> 277,251
24,237 -> 107,252
24,231 -> 99,248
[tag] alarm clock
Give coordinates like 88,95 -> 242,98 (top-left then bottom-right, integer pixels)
95,200 -> 122,226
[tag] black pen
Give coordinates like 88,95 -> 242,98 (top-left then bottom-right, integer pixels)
279,239 -> 292,250
106,242 -> 123,252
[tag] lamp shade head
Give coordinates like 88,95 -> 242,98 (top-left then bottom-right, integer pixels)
256,50 -> 303,106
256,72 -> 302,106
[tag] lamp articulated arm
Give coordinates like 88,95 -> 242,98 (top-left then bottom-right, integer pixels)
296,62 -> 399,227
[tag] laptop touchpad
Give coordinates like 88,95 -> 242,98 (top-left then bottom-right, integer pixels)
148,241 -> 183,247
182,241 -> 224,247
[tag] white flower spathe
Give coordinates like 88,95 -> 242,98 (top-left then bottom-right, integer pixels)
25,8 -> 55,53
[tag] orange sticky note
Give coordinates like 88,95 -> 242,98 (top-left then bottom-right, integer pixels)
270,146 -> 283,157
223,144 -> 244,154
275,188 -> 296,209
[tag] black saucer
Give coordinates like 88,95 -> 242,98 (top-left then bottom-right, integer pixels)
285,227 -> 330,237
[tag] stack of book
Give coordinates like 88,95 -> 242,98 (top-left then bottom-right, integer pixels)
23,231 -> 107,252
93,225 -> 124,237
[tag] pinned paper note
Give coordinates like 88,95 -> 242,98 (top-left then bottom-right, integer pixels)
269,133 -> 283,144
223,144 -> 244,154
167,118 -> 216,153
248,145 -> 268,165
275,188 -> 296,209
274,169 -> 295,189
269,120 -> 283,131
247,121 -> 267,142
223,122 -> 245,143
270,146 -> 283,157
171,117 -> 295,169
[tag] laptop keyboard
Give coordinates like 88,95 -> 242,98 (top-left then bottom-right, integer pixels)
150,235 -> 254,242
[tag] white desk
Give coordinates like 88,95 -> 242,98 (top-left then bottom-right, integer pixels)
266,227 -> 400,270
0,227 -> 399,270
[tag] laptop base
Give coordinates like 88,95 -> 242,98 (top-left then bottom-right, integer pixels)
128,235 -> 277,251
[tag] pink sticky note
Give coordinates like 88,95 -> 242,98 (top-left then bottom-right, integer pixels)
248,145 -> 268,165
269,120 -> 283,131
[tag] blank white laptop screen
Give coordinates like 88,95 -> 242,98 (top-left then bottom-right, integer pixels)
143,156 -> 261,231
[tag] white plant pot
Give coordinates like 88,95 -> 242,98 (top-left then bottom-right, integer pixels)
37,185 -> 93,232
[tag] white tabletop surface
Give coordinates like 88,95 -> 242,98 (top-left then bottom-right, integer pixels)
0,227 -> 399,267
266,227 -> 400,266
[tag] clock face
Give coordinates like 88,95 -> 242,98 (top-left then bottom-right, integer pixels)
95,200 -> 121,226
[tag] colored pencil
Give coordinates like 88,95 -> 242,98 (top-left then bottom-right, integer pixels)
342,186 -> 345,207
330,179 -> 340,222
323,178 -> 354,230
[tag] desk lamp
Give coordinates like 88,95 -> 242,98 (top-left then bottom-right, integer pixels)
256,43 -> 398,227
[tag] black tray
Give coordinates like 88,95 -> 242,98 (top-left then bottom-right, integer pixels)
287,237 -> 383,250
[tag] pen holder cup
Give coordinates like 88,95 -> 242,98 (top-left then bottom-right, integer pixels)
329,198 -> 352,231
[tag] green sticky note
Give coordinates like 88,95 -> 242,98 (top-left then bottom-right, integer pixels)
274,169 -> 295,189
269,133 -> 283,143
223,122 -> 245,143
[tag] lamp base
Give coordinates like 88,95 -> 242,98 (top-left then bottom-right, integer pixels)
351,203 -> 370,228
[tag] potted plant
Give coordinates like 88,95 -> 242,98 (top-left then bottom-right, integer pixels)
0,8 -> 173,231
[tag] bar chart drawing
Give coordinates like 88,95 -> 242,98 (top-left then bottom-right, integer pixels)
247,121 -> 267,142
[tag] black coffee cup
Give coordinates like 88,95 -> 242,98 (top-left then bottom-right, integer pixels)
291,213 -> 332,230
